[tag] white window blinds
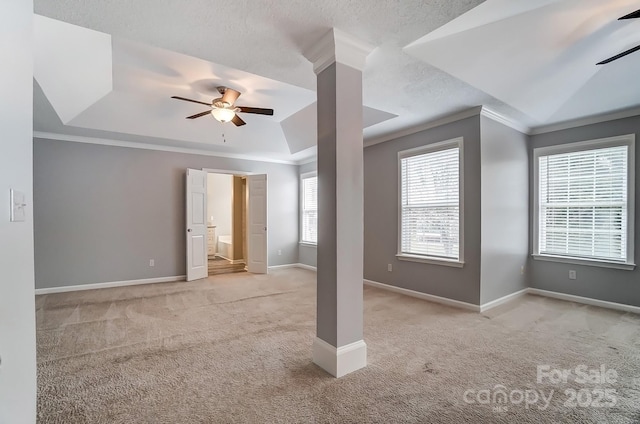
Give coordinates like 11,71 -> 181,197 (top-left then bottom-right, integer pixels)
400,145 -> 460,260
538,145 -> 629,262
301,175 -> 318,244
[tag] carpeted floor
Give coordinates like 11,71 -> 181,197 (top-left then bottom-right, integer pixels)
36,269 -> 640,423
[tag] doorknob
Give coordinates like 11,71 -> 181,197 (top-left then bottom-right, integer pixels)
187,229 -> 192,232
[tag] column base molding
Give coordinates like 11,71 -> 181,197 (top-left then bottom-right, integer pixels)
312,337 -> 367,378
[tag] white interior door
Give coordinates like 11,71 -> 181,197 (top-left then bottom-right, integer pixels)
186,168 -> 208,281
247,174 -> 268,274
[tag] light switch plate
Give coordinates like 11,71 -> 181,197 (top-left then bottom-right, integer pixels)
10,189 -> 26,222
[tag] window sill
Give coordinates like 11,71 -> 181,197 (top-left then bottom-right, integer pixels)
299,242 -> 317,248
396,254 -> 464,268
532,254 -> 636,271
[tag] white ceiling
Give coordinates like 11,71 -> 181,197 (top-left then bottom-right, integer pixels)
33,0 -> 640,163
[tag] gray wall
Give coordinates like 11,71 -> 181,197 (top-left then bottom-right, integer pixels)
364,116 -> 482,305
0,1 -> 37,422
529,115 -> 640,307
34,138 -> 299,289
479,117 -> 529,304
298,161 -> 317,268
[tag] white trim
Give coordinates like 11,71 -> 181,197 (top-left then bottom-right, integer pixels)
532,134 -> 635,268
34,275 -> 186,295
296,263 -> 317,271
33,131 -> 298,165
480,106 -> 531,134
365,106 -> 482,147
396,254 -> 464,268
479,288 -> 529,312
397,137 -> 464,265
362,106 -> 640,150
268,263 -> 299,270
363,279 -> 640,315
268,263 -> 317,271
363,279 -> 479,312
532,254 -> 635,271
530,107 -> 640,135
296,156 -> 317,166
299,242 -> 317,248
312,337 -> 367,377
304,28 -> 375,74
202,168 -> 253,176
528,288 -> 640,315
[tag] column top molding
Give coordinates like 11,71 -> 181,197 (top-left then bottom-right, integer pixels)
304,28 -> 375,74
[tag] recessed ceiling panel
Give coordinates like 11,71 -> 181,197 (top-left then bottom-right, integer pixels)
34,15 -> 113,124
405,0 -> 640,123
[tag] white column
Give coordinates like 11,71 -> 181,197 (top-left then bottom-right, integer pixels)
305,29 -> 374,377
0,0 -> 37,422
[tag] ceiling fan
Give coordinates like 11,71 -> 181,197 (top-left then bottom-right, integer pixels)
596,8 -> 640,65
171,86 -> 274,126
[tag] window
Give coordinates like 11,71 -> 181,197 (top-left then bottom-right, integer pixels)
534,135 -> 635,269
398,138 -> 463,265
301,172 -> 318,244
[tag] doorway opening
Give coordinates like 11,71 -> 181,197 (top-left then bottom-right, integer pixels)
186,168 -> 267,282
206,173 -> 247,276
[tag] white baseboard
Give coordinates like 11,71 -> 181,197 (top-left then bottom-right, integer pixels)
269,263 -> 317,271
268,263 -> 300,270
363,279 -> 479,312
35,275 -> 186,295
480,288 -> 529,312
528,288 -> 640,315
312,337 -> 367,378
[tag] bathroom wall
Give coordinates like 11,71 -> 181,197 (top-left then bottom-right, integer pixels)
207,173 -> 233,245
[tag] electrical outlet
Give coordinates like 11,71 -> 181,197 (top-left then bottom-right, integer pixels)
520,265 -> 525,275
278,249 -> 282,256
149,259 -> 155,267
569,270 -> 576,280
387,264 -> 392,272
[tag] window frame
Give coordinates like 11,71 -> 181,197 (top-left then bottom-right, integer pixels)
396,137 -> 465,267
300,171 -> 318,246
532,134 -> 636,270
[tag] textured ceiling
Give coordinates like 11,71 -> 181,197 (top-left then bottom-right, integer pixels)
406,0 -> 640,124
33,0 -> 640,162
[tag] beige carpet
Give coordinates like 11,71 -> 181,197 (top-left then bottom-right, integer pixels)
36,269 -> 640,423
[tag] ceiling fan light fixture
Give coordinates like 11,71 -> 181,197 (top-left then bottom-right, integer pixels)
211,108 -> 236,123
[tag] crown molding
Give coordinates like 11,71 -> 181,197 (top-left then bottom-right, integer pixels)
33,131 -> 298,165
529,107 -> 640,135
364,106 -> 483,148
480,106 -> 532,135
296,156 -> 317,166
304,28 -> 375,74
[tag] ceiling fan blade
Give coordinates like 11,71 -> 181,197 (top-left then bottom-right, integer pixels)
171,96 -> 211,106
237,106 -> 274,116
619,9 -> 640,20
186,110 -> 212,119
221,88 -> 241,106
232,114 -> 246,127
596,44 -> 640,65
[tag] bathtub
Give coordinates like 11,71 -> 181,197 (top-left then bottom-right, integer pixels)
217,235 -> 232,260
